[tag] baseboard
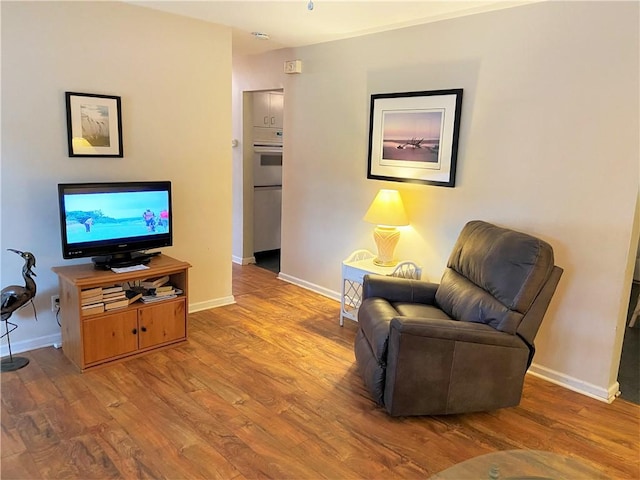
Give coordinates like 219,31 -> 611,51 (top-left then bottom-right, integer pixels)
277,272 -> 341,302
527,363 -> 620,403
232,255 -> 256,265
188,295 -> 236,313
0,332 -> 62,357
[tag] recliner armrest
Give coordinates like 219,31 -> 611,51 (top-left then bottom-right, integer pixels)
362,275 -> 439,304
390,317 -> 524,348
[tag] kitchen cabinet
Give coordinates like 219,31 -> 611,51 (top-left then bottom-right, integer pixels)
52,255 -> 190,371
253,91 -> 283,129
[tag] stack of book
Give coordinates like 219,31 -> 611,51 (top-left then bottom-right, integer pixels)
140,285 -> 183,303
81,287 -> 104,316
102,286 -> 129,311
80,282 -> 154,316
120,275 -> 179,304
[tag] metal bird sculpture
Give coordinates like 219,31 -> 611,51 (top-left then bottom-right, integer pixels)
1,249 -> 37,371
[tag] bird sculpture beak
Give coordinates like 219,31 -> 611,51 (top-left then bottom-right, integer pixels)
7,248 -> 23,255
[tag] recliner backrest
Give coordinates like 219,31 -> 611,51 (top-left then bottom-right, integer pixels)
435,221 -> 555,334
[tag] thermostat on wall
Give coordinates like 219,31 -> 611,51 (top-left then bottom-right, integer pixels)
284,60 -> 302,74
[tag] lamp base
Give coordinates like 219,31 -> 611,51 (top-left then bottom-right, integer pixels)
373,257 -> 398,267
372,226 -> 400,267
1,356 -> 29,372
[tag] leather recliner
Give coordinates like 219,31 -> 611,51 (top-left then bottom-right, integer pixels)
354,220 -> 563,416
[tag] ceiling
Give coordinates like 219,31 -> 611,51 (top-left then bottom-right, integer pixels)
128,1 -> 537,56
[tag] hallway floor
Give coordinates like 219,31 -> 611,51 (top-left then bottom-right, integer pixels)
254,249 -> 280,274
619,282 -> 639,404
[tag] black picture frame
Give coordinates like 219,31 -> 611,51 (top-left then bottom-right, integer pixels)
65,92 -> 123,157
367,89 -> 463,187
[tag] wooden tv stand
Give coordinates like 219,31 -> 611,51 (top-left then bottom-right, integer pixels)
52,255 -> 191,372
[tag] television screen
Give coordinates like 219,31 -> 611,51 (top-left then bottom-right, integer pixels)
58,181 -> 172,266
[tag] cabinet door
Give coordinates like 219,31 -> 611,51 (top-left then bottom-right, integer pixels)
83,310 -> 138,365
253,92 -> 283,128
269,92 -> 284,128
253,92 -> 271,127
138,300 -> 186,350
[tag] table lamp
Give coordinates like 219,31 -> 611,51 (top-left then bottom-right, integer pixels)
363,189 -> 409,266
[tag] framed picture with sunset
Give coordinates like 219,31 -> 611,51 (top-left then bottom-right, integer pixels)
367,89 -> 463,187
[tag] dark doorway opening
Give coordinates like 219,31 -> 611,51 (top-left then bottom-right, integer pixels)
254,249 -> 280,274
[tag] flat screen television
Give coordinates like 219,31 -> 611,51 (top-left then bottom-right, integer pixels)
58,181 -> 172,269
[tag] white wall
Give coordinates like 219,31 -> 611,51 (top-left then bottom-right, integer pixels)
1,1 -> 234,354
234,1 -> 639,401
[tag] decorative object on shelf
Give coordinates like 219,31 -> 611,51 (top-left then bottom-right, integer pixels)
367,89 -> 463,187
65,92 -> 123,157
1,249 -> 37,372
363,189 -> 409,266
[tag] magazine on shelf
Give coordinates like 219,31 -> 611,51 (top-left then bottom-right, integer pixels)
141,294 -> 178,303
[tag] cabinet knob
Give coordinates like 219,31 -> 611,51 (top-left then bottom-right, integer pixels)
132,328 -> 137,334
141,326 -> 147,332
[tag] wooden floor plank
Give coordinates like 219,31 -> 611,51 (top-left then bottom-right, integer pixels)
1,451 -> 42,480
1,263 -> 638,479
1,425 -> 26,459
88,420 -> 159,480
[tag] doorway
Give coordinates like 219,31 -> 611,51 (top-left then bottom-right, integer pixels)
242,89 -> 284,273
254,249 -> 280,274
618,279 -> 640,404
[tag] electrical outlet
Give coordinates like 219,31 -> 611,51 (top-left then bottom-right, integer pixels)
51,294 -> 60,312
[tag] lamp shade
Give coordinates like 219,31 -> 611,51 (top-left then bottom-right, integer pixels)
363,189 -> 409,227
72,137 -> 94,148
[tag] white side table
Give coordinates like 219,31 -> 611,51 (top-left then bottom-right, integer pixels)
340,249 -> 422,326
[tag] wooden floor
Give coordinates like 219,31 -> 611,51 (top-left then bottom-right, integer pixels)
2,264 -> 639,479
